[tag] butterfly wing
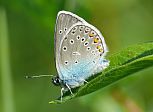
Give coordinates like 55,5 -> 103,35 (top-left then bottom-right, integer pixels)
54,11 -> 87,78
59,22 -> 109,87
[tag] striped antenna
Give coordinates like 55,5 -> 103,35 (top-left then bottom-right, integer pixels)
25,74 -> 54,79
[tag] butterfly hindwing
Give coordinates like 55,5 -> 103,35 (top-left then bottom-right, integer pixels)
59,23 -> 108,86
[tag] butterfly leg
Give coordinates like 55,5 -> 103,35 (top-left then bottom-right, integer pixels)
60,88 -> 64,102
76,78 -> 88,84
81,79 -> 88,83
65,83 -> 74,96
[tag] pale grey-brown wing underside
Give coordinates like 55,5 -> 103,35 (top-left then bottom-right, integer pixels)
59,23 -> 107,80
54,11 -> 87,76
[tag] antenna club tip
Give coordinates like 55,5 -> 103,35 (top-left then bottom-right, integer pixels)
25,76 -> 31,79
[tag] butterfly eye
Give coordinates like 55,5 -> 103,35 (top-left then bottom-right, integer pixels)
55,78 -> 60,83
52,76 -> 60,86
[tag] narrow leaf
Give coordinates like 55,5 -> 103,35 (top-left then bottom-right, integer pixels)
50,42 -> 153,104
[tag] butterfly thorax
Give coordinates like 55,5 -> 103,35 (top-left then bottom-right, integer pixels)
52,75 -> 85,89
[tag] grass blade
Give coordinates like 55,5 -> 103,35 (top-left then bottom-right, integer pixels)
0,7 -> 15,112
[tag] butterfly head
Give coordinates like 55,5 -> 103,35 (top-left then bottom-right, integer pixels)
52,76 -> 61,86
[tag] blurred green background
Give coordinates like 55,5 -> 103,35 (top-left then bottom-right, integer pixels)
0,0 -> 153,112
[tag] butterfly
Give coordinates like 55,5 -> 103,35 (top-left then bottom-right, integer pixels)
52,11 -> 109,100
26,11 -> 109,101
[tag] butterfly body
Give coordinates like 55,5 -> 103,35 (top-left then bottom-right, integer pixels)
53,11 -> 109,99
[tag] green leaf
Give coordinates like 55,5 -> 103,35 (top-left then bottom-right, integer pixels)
49,42 -> 153,104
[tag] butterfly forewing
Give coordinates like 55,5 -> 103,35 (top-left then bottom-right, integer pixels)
54,11 -> 86,77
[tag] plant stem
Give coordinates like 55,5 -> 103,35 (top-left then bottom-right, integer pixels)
0,7 -> 15,112
111,88 -> 143,112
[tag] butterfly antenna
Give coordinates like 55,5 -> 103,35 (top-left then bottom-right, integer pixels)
25,74 -> 54,79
